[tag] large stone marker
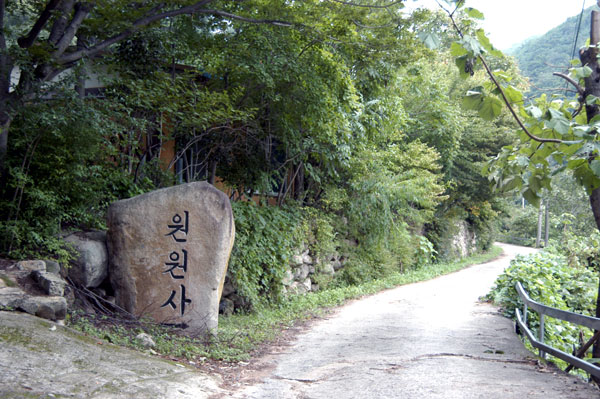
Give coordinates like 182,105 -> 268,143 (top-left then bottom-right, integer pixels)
107,182 -> 235,333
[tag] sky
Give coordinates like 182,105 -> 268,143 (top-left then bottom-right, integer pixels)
405,0 -> 595,50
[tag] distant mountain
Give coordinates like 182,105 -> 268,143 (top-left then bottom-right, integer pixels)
509,5 -> 600,99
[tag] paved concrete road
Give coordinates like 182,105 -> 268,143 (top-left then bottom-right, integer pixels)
230,243 -> 600,399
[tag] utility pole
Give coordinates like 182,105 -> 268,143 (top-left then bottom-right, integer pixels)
544,199 -> 549,247
535,200 -> 543,248
581,9 -> 600,375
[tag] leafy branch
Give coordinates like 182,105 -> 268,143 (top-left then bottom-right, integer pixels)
423,1 -> 600,208
439,1 -> 562,144
327,0 -> 404,9
58,2 -> 294,65
553,72 -> 585,96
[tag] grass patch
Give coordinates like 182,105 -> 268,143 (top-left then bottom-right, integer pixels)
67,246 -> 502,363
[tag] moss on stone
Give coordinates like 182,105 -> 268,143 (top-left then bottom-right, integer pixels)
0,325 -> 33,346
0,273 -> 16,287
0,325 -> 51,352
37,319 -> 52,328
0,391 -> 44,399
60,325 -> 112,346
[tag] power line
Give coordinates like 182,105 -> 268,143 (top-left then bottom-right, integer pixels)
570,0 -> 587,60
565,0 -> 587,95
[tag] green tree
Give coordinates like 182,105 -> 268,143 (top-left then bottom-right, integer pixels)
0,0 -> 503,292
0,0 -> 411,177
0,0 -> 417,257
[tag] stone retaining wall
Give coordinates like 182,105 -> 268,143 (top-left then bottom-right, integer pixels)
0,220 -> 480,321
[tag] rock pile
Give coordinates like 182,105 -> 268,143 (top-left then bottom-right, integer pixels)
284,247 -> 340,294
0,230 -> 112,322
64,231 -> 108,288
1,182 -> 236,334
0,260 -> 68,321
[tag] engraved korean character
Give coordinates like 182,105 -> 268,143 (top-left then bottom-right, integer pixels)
163,249 -> 187,280
166,211 -> 189,242
161,284 -> 192,316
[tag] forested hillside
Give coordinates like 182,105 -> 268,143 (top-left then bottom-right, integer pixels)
510,5 -> 599,99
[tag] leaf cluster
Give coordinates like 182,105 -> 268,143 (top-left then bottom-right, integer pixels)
0,86 -> 154,258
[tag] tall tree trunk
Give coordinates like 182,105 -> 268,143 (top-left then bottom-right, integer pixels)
591,189 -> 600,234
293,163 -> 304,203
208,160 -> 217,185
582,10 -> 600,372
0,109 -> 10,182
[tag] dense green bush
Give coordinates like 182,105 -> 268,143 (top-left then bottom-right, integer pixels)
0,94 -> 158,261
426,209 -> 465,261
299,207 -> 338,267
488,252 -> 598,365
546,230 -> 600,272
227,202 -> 348,309
496,172 -> 597,248
425,204 -> 494,262
333,140 -> 447,279
466,201 -> 497,252
497,204 -> 597,249
228,196 -> 447,307
227,202 -> 303,308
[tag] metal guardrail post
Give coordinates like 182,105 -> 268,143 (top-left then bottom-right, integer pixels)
539,314 -> 545,359
514,282 -> 600,377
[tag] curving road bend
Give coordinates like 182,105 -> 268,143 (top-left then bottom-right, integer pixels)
228,243 -> 600,399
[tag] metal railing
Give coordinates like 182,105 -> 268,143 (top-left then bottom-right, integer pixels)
514,282 -> 600,378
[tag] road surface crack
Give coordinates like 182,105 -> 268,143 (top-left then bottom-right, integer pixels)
370,353 -> 537,374
409,353 -> 536,365
273,375 -> 318,384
